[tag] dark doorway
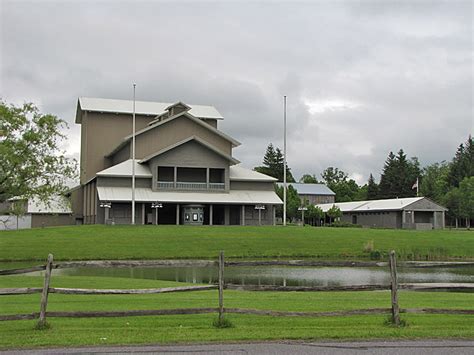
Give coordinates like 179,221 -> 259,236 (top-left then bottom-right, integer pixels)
212,205 -> 225,225
158,204 -> 177,225
352,215 -> 358,224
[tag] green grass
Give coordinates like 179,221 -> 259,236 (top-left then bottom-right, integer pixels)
0,275 -> 473,349
0,225 -> 473,262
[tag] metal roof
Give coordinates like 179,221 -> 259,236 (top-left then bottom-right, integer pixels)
277,183 -> 335,195
76,97 -> 224,123
96,159 -> 152,178
229,165 -> 278,182
97,186 -> 283,205
316,197 -> 446,213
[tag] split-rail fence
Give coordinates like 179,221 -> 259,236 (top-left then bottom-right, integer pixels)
1,251 -> 473,328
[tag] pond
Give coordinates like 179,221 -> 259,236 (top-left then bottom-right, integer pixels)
2,262 -> 473,287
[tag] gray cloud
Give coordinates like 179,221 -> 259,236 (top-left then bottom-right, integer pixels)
1,0 -> 472,184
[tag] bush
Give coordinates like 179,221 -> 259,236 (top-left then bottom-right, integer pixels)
212,316 -> 234,329
329,221 -> 362,228
363,240 -> 375,253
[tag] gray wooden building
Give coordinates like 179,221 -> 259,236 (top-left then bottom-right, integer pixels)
71,98 -> 282,226
317,197 -> 447,229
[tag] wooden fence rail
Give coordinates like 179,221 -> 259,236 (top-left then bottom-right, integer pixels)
0,250 -> 473,328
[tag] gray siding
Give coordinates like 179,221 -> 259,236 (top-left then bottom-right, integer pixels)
341,211 -> 401,228
149,140 -> 230,191
230,181 -> 275,191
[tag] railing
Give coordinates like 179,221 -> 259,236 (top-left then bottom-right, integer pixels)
157,181 -> 225,190
157,181 -> 174,189
209,183 -> 225,190
1,252 -> 473,328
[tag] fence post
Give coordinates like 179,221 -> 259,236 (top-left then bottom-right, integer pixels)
38,254 -> 53,328
389,250 -> 400,326
218,250 -> 224,323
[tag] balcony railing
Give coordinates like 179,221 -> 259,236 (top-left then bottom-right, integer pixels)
209,183 -> 225,190
157,181 -> 225,191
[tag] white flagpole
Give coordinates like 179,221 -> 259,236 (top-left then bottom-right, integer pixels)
131,83 -> 136,225
283,95 -> 287,227
417,177 -> 419,197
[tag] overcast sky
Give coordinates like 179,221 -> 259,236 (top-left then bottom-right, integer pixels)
1,0 -> 472,184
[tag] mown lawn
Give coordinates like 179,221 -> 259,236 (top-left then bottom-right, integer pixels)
0,225 -> 473,261
0,275 -> 473,349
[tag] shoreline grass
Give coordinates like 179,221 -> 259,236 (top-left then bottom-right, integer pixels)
0,225 -> 473,262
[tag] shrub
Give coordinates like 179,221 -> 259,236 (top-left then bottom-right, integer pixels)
212,316 -> 234,329
363,240 -> 375,253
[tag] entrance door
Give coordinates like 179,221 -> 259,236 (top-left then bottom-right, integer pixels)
352,215 -> 357,224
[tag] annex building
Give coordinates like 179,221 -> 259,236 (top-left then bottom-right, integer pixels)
316,197 -> 447,230
277,183 -> 335,205
70,97 -> 282,225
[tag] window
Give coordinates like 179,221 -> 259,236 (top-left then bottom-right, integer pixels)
185,213 -> 190,221
192,213 -> 198,221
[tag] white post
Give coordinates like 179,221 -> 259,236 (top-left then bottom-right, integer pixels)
209,204 -> 213,226
283,95 -> 287,226
131,83 -> 136,225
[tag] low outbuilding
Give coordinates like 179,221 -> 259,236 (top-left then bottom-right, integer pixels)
316,197 -> 447,230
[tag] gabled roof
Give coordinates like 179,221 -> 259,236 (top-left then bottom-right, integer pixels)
277,182 -> 335,195
165,101 -> 191,112
316,197 -> 447,213
97,159 -> 152,178
8,196 -> 72,214
229,165 -> 278,182
106,110 -> 240,157
76,97 -> 224,123
139,136 -> 240,165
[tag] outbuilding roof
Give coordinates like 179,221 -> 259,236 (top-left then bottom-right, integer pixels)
277,183 -> 335,195
76,97 -> 224,123
229,165 -> 278,182
97,186 -> 283,205
316,197 -> 447,213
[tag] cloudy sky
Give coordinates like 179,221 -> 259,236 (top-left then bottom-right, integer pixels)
1,0 -> 472,184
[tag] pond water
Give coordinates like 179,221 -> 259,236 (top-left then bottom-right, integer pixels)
3,262 -> 473,287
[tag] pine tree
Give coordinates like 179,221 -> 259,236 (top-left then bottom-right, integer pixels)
448,136 -> 474,187
378,151 -> 397,198
366,173 -> 379,200
254,143 -> 295,182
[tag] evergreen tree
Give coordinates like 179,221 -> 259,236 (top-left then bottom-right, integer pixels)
378,150 -> 419,198
448,136 -> 474,187
378,151 -> 397,198
366,173 -> 379,200
255,143 -> 295,182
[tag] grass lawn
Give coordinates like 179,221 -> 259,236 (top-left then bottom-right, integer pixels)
0,275 -> 473,349
0,225 -> 473,262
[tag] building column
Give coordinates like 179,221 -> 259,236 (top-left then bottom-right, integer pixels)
209,204 -> 213,226
241,205 -> 245,226
273,205 -> 276,226
411,210 -> 415,224
173,167 -> 178,188
402,210 -> 406,224
433,211 -> 437,229
155,207 -> 158,225
104,206 -> 109,224
442,211 -> 445,229
206,168 -> 210,189
141,203 -> 145,225
176,204 -> 180,225
224,206 -> 230,225
258,208 -> 262,226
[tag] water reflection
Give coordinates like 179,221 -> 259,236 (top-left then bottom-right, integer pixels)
48,265 -> 474,287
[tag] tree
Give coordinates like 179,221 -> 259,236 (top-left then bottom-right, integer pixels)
321,167 -> 360,202
255,143 -> 295,182
274,184 -> 300,222
326,205 -> 342,224
458,176 -> 474,229
0,101 -> 77,204
306,205 -> 324,226
447,136 -> 474,188
443,187 -> 463,228
419,162 -> 450,203
378,150 -> 420,199
366,174 -> 379,200
299,174 -> 319,183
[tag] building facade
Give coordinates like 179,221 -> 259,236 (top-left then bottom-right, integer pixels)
278,183 -> 335,205
317,197 -> 447,229
72,98 -> 282,225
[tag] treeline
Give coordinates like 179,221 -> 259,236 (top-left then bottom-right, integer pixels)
255,136 -> 473,227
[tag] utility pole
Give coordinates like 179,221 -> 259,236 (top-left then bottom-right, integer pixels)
131,83 -> 136,225
283,95 -> 287,226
